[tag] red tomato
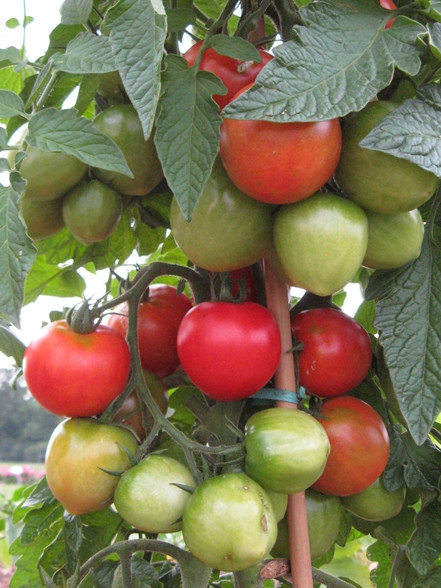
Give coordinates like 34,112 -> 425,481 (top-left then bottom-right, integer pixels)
220,86 -> 342,204
108,284 -> 192,378
23,321 -> 131,417
222,267 -> 258,302
312,396 -> 390,496
380,0 -> 396,28
291,308 -> 372,398
177,302 -> 281,401
183,40 -> 273,110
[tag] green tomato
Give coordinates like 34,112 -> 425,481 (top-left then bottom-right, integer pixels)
62,179 -> 123,245
182,472 -> 277,572
273,192 -> 368,296
20,195 -> 65,241
97,71 -> 127,103
336,101 -> 439,213
342,476 -> 406,521
114,454 -> 195,533
45,418 -> 138,515
93,104 -> 163,196
266,490 -> 288,522
271,489 -> 342,562
363,209 -> 424,270
245,407 -> 330,494
18,145 -> 88,201
170,160 -> 273,272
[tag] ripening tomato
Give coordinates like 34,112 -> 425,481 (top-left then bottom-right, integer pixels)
177,301 -> 281,401
220,86 -> 342,204
312,396 -> 390,496
108,284 -> 192,377
291,308 -> 372,398
183,40 -> 273,109
45,418 -> 138,515
23,320 -> 131,417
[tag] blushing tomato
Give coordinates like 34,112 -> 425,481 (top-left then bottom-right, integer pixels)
183,40 -> 273,110
108,284 -> 192,378
291,308 -> 372,398
177,301 -> 281,401
220,86 -> 342,204
312,396 -> 390,496
245,407 -> 330,494
23,320 -> 131,417
45,418 -> 138,515
113,370 -> 169,440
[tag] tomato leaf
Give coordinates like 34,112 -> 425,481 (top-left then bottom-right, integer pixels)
166,7 -> 196,32
155,56 -> 223,221
208,35 -> 262,62
366,232 -> 441,444
60,0 -> 93,25
52,33 -> 117,74
64,513 -> 82,575
222,1 -> 425,122
24,257 -> 86,304
26,108 -> 133,177
0,184 -> 35,327
43,24 -> 85,62
0,322 -> 26,367
106,0 -> 167,139
360,85 -> 441,178
0,47 -> 21,69
0,90 -> 25,118
407,497 -> 441,574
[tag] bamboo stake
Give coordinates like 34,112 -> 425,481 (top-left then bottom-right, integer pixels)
263,258 -> 313,588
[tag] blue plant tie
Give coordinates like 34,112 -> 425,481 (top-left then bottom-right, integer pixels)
250,386 -> 307,405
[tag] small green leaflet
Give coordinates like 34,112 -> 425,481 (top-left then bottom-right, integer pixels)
366,232 -> 441,445
0,90 -> 25,118
360,85 -> 441,178
60,0 -> 93,25
154,55 -> 224,221
52,33 -> 117,74
0,185 -> 36,327
0,321 -> 26,367
223,0 -> 425,122
26,108 -> 133,176
107,0 -> 167,139
207,35 -> 261,62
407,497 -> 441,575
0,47 -> 21,69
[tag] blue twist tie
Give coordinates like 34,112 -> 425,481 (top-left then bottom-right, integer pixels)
250,386 -> 307,405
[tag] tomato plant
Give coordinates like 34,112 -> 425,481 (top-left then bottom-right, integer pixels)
23,320 -> 131,417
183,41 -> 273,110
108,284 -> 192,377
182,472 -> 277,572
114,454 -> 195,533
312,396 -> 390,496
93,104 -> 163,196
45,418 -> 138,515
62,179 -> 123,245
342,475 -> 406,521
169,160 -> 273,272
244,407 -> 330,493
220,88 -> 342,204
273,192 -> 368,296
177,301 -> 281,401
336,101 -> 440,213
291,308 -> 372,398
271,489 -> 342,562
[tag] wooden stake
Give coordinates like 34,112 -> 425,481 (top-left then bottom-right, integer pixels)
263,258 -> 313,588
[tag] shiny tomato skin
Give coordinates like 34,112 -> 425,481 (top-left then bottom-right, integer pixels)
177,302 -> 281,401
220,95 -> 342,204
312,396 -> 390,496
23,321 -> 131,417
108,284 -> 192,378
291,308 -> 372,398
45,418 -> 138,515
183,41 -> 273,110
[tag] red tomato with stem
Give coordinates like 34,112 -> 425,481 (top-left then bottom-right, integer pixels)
23,320 -> 131,417
177,301 -> 281,401
291,308 -> 372,398
183,41 -> 273,110
312,396 -> 390,496
220,85 -> 342,204
108,284 -> 192,378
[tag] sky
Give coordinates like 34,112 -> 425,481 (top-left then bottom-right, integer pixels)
0,0 -> 363,368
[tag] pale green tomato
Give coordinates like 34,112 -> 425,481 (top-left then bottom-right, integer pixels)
342,476 -> 406,521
